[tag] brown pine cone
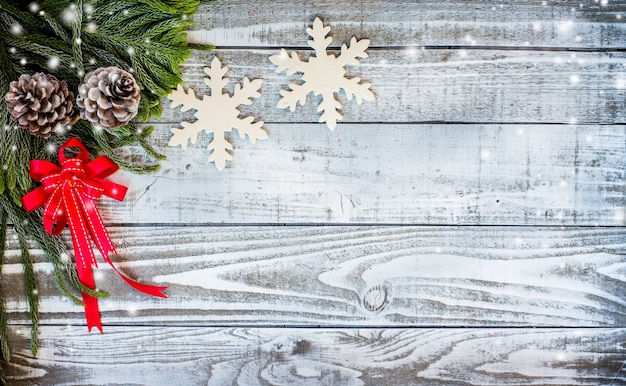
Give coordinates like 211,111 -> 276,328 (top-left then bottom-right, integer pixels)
77,67 -> 141,130
4,73 -> 74,138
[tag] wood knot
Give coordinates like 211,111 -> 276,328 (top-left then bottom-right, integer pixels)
292,339 -> 312,355
362,285 -> 388,312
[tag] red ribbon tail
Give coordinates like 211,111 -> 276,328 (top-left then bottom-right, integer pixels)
65,187 -> 103,332
79,194 -> 168,299
77,262 -> 102,333
109,263 -> 168,298
83,293 -> 103,333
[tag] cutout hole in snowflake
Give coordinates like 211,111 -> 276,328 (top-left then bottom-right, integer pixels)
269,17 -> 376,130
167,56 -> 267,171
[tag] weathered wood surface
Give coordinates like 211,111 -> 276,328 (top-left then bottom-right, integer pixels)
104,123 -> 626,225
188,0 -> 626,48
156,49 -> 626,124
2,227 -> 625,327
3,1 -> 626,384
3,326 -> 625,385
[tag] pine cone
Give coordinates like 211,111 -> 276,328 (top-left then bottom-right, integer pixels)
4,73 -> 74,138
77,67 -> 141,130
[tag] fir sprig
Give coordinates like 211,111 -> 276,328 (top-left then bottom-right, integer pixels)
0,0 -> 212,381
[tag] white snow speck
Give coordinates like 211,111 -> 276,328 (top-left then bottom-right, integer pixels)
557,21 -> 573,33
61,7 -> 76,25
10,23 -> 23,35
48,56 -> 60,70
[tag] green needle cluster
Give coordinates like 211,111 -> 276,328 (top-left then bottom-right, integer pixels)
0,0 -> 211,380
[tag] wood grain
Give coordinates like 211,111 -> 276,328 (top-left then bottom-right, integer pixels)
155,49 -> 626,124
3,326 -> 625,385
97,123 -> 626,225
4,2 -> 626,384
189,0 -> 626,48
3,226 -> 625,327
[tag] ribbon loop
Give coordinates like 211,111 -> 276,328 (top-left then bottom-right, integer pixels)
58,137 -> 90,164
29,160 -> 60,181
21,138 -> 167,332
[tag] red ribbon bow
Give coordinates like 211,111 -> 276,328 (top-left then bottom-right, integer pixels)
21,138 -> 166,332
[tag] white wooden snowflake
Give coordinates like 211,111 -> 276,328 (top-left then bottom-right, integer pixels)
269,17 -> 375,130
167,56 -> 267,171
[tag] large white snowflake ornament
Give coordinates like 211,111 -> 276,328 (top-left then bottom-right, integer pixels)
269,17 -> 375,130
167,56 -> 267,171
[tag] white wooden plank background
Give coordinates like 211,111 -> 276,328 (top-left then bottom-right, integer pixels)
3,0 -> 626,384
4,326 -> 625,385
2,226 -> 625,326
157,49 -> 626,124
188,0 -> 626,48
108,123 -> 626,225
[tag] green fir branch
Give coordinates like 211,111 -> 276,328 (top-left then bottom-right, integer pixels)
188,43 -> 215,51
93,129 -> 161,174
41,13 -> 72,43
0,1 -> 42,33
0,0 -> 213,365
0,212 -> 10,364
136,130 -> 167,161
71,0 -> 84,76
15,222 -> 39,357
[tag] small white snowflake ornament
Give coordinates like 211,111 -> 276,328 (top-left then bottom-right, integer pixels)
269,17 -> 375,130
167,56 -> 267,171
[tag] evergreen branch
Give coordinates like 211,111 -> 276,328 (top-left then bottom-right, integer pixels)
188,43 -> 215,51
130,54 -> 168,96
94,130 -> 160,174
1,33 -> 73,70
0,0 -> 211,361
82,44 -> 129,72
136,128 -> 167,161
3,134 -> 20,205
134,0 -> 181,14
99,11 -> 176,37
15,222 -> 39,357
21,214 -> 86,306
41,12 -> 71,43
0,40 -> 15,199
106,123 -> 165,162
85,32 -> 189,60
72,0 -> 84,76
0,212 -> 10,364
0,0 -> 44,34
0,196 -> 108,302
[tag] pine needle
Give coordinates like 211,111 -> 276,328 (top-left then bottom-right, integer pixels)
71,0 -> 84,77
0,212 -> 10,363
15,221 -> 39,357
